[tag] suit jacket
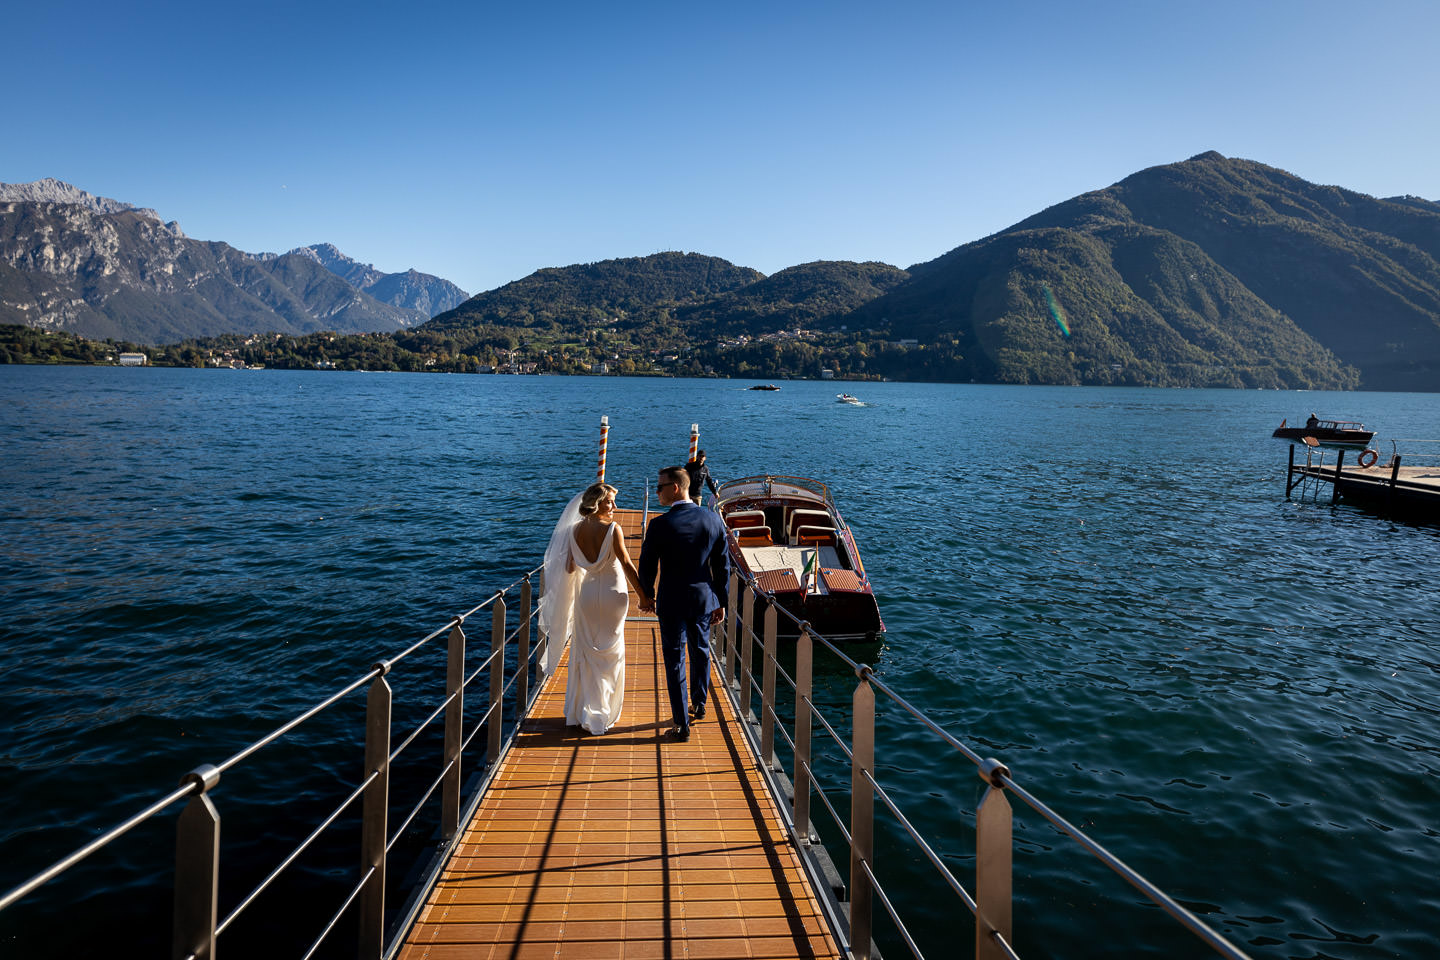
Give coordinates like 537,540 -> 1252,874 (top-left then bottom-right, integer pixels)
639,501 -> 731,620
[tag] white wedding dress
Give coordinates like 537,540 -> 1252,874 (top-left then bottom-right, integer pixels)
558,521 -> 627,734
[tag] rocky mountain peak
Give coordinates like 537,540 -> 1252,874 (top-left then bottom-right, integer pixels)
2,177 -> 150,217
0,178 -> 184,237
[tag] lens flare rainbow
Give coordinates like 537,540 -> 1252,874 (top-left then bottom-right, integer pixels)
1042,284 -> 1070,337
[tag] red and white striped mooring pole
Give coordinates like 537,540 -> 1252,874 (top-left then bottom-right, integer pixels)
597,416 -> 609,483
689,423 -> 699,463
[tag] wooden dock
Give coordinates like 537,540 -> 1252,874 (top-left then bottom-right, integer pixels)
1287,452 -> 1440,520
398,509 -> 841,960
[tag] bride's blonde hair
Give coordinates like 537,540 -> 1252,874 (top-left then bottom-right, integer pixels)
578,482 -> 618,517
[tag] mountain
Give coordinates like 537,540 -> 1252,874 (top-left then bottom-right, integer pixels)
285,242 -> 386,288
8,159 -> 1440,388
0,177 -> 178,227
673,260 -> 910,335
281,243 -> 469,317
0,182 -> 429,343
427,252 -> 765,332
846,152 -> 1440,390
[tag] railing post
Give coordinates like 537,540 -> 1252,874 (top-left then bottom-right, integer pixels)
1389,453 -> 1403,518
793,625 -> 814,841
489,596 -> 506,764
725,571 -> 740,690
760,602 -> 778,768
359,666 -> 392,959
1331,448 -> 1346,505
536,568 -> 549,681
441,622 -> 465,840
976,760 -> 1014,960
172,765 -> 220,960
850,671 -> 875,960
739,589 -> 756,719
518,577 -> 533,714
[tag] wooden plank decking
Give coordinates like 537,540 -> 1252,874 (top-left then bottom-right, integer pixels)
1293,462 -> 1440,491
398,509 -> 841,960
1290,460 -> 1440,520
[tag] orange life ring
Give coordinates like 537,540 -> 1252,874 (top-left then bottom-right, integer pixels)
1357,449 -> 1378,468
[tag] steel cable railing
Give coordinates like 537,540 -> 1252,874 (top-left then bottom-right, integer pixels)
302,864 -> 376,960
386,757 -> 458,857
717,567 -> 1255,960
7,540 -> 1261,960
216,667 -> 382,776
995,774 -> 1250,960
388,603 -> 543,854
217,770 -> 380,935
0,565 -> 542,960
859,857 -> 924,959
862,768 -> 974,911
0,781 -> 196,913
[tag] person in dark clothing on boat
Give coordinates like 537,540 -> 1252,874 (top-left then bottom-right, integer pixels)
685,450 -> 718,505
1306,413 -> 1319,429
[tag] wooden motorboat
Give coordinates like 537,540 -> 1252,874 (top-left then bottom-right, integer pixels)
1272,416 -> 1374,448
715,475 -> 883,641
749,383 -> 781,391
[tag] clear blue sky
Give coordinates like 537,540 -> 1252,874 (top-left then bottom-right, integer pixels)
7,0 -> 1437,296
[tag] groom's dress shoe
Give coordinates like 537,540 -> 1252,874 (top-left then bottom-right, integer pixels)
689,703 -> 706,721
672,725 -> 690,742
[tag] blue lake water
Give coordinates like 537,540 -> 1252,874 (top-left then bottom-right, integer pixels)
2,366 -> 1439,959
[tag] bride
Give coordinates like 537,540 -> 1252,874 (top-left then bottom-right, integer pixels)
539,482 -> 643,734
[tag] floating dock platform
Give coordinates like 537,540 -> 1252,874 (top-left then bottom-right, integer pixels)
397,507 -> 841,959
1285,446 -> 1440,521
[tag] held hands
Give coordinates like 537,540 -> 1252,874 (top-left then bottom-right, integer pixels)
639,594 -> 655,613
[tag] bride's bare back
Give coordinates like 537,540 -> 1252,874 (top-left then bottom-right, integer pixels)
573,517 -> 612,564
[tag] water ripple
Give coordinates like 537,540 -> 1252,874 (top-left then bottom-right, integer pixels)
4,369 -> 1440,958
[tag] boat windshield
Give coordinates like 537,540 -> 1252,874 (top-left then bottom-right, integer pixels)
716,475 -> 832,507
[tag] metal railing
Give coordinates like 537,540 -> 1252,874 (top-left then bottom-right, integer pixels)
4,539 -> 1260,960
715,568 -> 1255,960
0,567 -> 547,960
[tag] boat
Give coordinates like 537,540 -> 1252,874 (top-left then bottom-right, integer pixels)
715,475 -> 883,640
1272,415 -> 1375,448
836,393 -> 862,404
749,383 -> 781,391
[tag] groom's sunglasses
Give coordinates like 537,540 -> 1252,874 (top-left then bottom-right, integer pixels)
656,481 -> 676,491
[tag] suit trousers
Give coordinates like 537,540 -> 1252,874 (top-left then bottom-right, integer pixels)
657,611 -> 712,728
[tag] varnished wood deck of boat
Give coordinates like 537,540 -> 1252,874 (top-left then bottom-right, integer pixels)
398,508 -> 841,960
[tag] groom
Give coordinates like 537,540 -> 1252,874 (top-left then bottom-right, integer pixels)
638,465 -> 730,742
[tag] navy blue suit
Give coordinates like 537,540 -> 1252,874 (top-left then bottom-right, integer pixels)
638,500 -> 731,730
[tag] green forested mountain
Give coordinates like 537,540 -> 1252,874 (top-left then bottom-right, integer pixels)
848,152 -> 1440,389
674,261 -> 910,335
427,252 -> 764,334
8,157 -> 1440,388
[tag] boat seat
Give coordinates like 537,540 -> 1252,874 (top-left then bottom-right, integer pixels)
725,510 -> 767,529
794,525 -> 837,547
788,509 -> 832,540
733,526 -> 774,547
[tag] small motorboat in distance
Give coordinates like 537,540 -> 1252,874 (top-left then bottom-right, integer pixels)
749,383 -> 781,391
1272,415 -> 1375,448
715,475 -> 883,641
836,393 -> 863,404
